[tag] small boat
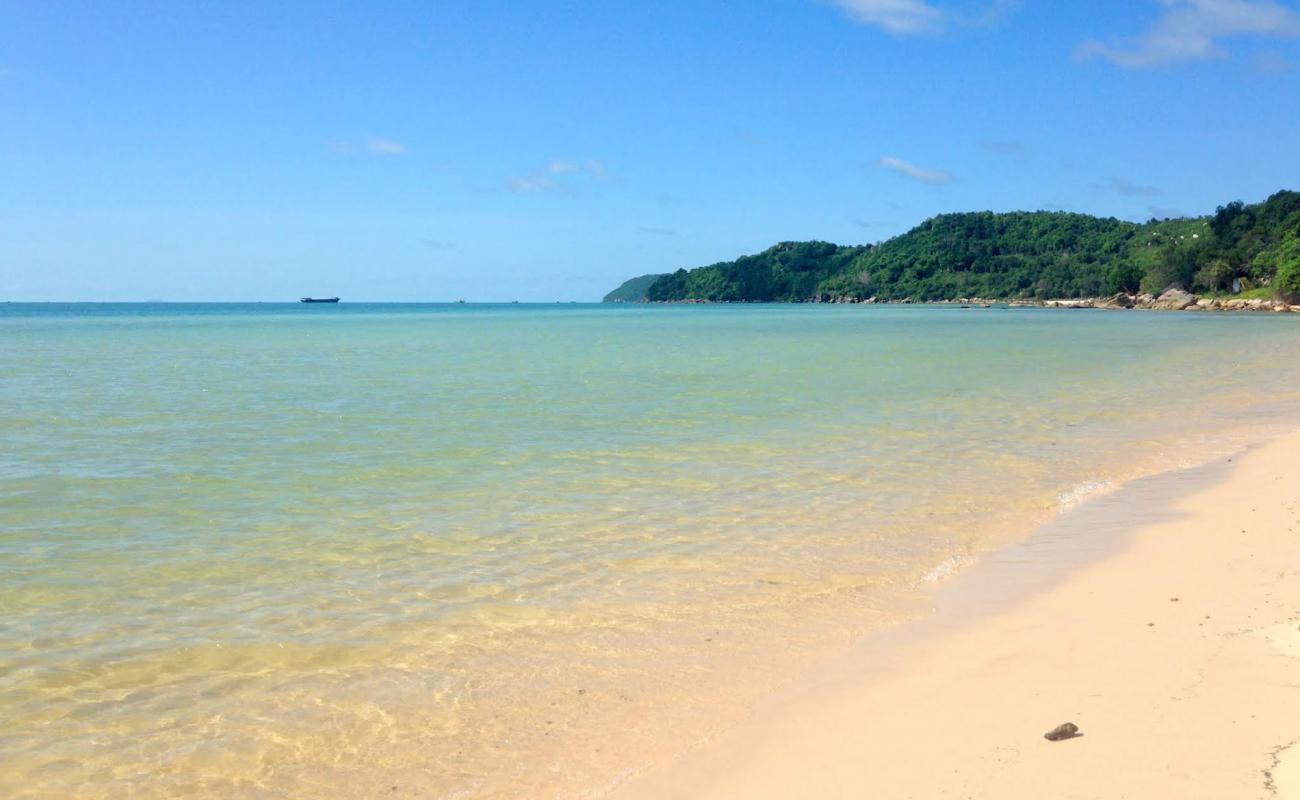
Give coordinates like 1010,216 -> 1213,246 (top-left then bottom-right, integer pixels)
300,297 -> 339,304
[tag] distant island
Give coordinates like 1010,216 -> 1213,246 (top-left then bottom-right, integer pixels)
605,191 -> 1300,306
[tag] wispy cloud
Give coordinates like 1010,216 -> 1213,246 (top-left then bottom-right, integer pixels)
1254,48 -> 1292,71
853,217 -> 897,230
879,155 -> 954,184
829,0 -> 945,34
637,225 -> 678,237
508,158 -> 609,194
546,159 -> 580,174
418,238 -> 454,249
1077,0 -> 1300,67
508,175 -> 556,193
1110,177 -> 1162,197
978,139 -> 1027,155
1149,205 -> 1189,218
328,135 -> 409,156
827,0 -> 1019,34
972,0 -> 1021,27
367,136 -> 408,155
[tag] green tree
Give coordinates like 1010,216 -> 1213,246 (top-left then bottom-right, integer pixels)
1193,258 -> 1234,293
630,191 -> 1300,303
1264,232 -> 1300,302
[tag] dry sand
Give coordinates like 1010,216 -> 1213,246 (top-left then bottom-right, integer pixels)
609,429 -> 1300,799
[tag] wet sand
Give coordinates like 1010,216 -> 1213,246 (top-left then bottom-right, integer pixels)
610,428 -> 1300,799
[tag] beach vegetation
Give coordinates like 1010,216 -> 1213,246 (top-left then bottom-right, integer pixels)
1270,233 -> 1300,302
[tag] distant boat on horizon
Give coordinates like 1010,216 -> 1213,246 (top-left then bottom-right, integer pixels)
299,297 -> 340,304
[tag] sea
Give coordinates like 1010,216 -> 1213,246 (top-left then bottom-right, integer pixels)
3,302 -> 1299,798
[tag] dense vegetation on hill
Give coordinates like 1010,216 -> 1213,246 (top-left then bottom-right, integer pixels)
603,273 -> 669,303
820,212 -> 1140,300
618,191 -> 1300,303
644,241 -> 869,302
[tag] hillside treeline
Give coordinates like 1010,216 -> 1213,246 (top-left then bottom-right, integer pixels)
636,191 -> 1300,303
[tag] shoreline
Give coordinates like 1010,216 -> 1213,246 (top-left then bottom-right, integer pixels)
635,288 -> 1300,312
608,427 -> 1300,799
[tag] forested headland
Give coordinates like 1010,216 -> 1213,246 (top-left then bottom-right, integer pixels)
602,273 -> 669,303
607,191 -> 1300,305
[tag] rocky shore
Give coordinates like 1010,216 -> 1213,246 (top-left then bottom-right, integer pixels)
797,287 -> 1300,312
1041,287 -> 1299,312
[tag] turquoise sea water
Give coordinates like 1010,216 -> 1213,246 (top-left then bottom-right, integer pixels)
3,303 -> 1300,798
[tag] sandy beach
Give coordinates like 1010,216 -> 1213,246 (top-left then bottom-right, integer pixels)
9,2 -> 1300,796
611,427 -> 1300,799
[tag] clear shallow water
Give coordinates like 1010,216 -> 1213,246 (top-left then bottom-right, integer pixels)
2,303 -> 1300,798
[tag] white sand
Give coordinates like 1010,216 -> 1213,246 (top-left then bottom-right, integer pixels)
610,429 -> 1300,799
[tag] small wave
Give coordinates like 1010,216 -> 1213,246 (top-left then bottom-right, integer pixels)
922,553 -> 971,583
1056,479 -> 1113,507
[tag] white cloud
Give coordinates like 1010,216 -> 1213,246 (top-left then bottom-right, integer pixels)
508,158 -> 609,193
329,135 -> 409,156
972,0 -> 1021,27
829,0 -> 945,33
1077,0 -> 1300,67
827,0 -> 1019,34
367,136 -> 408,155
879,155 -> 953,184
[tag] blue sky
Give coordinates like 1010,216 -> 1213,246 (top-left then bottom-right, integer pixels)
2,0 -> 1299,301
